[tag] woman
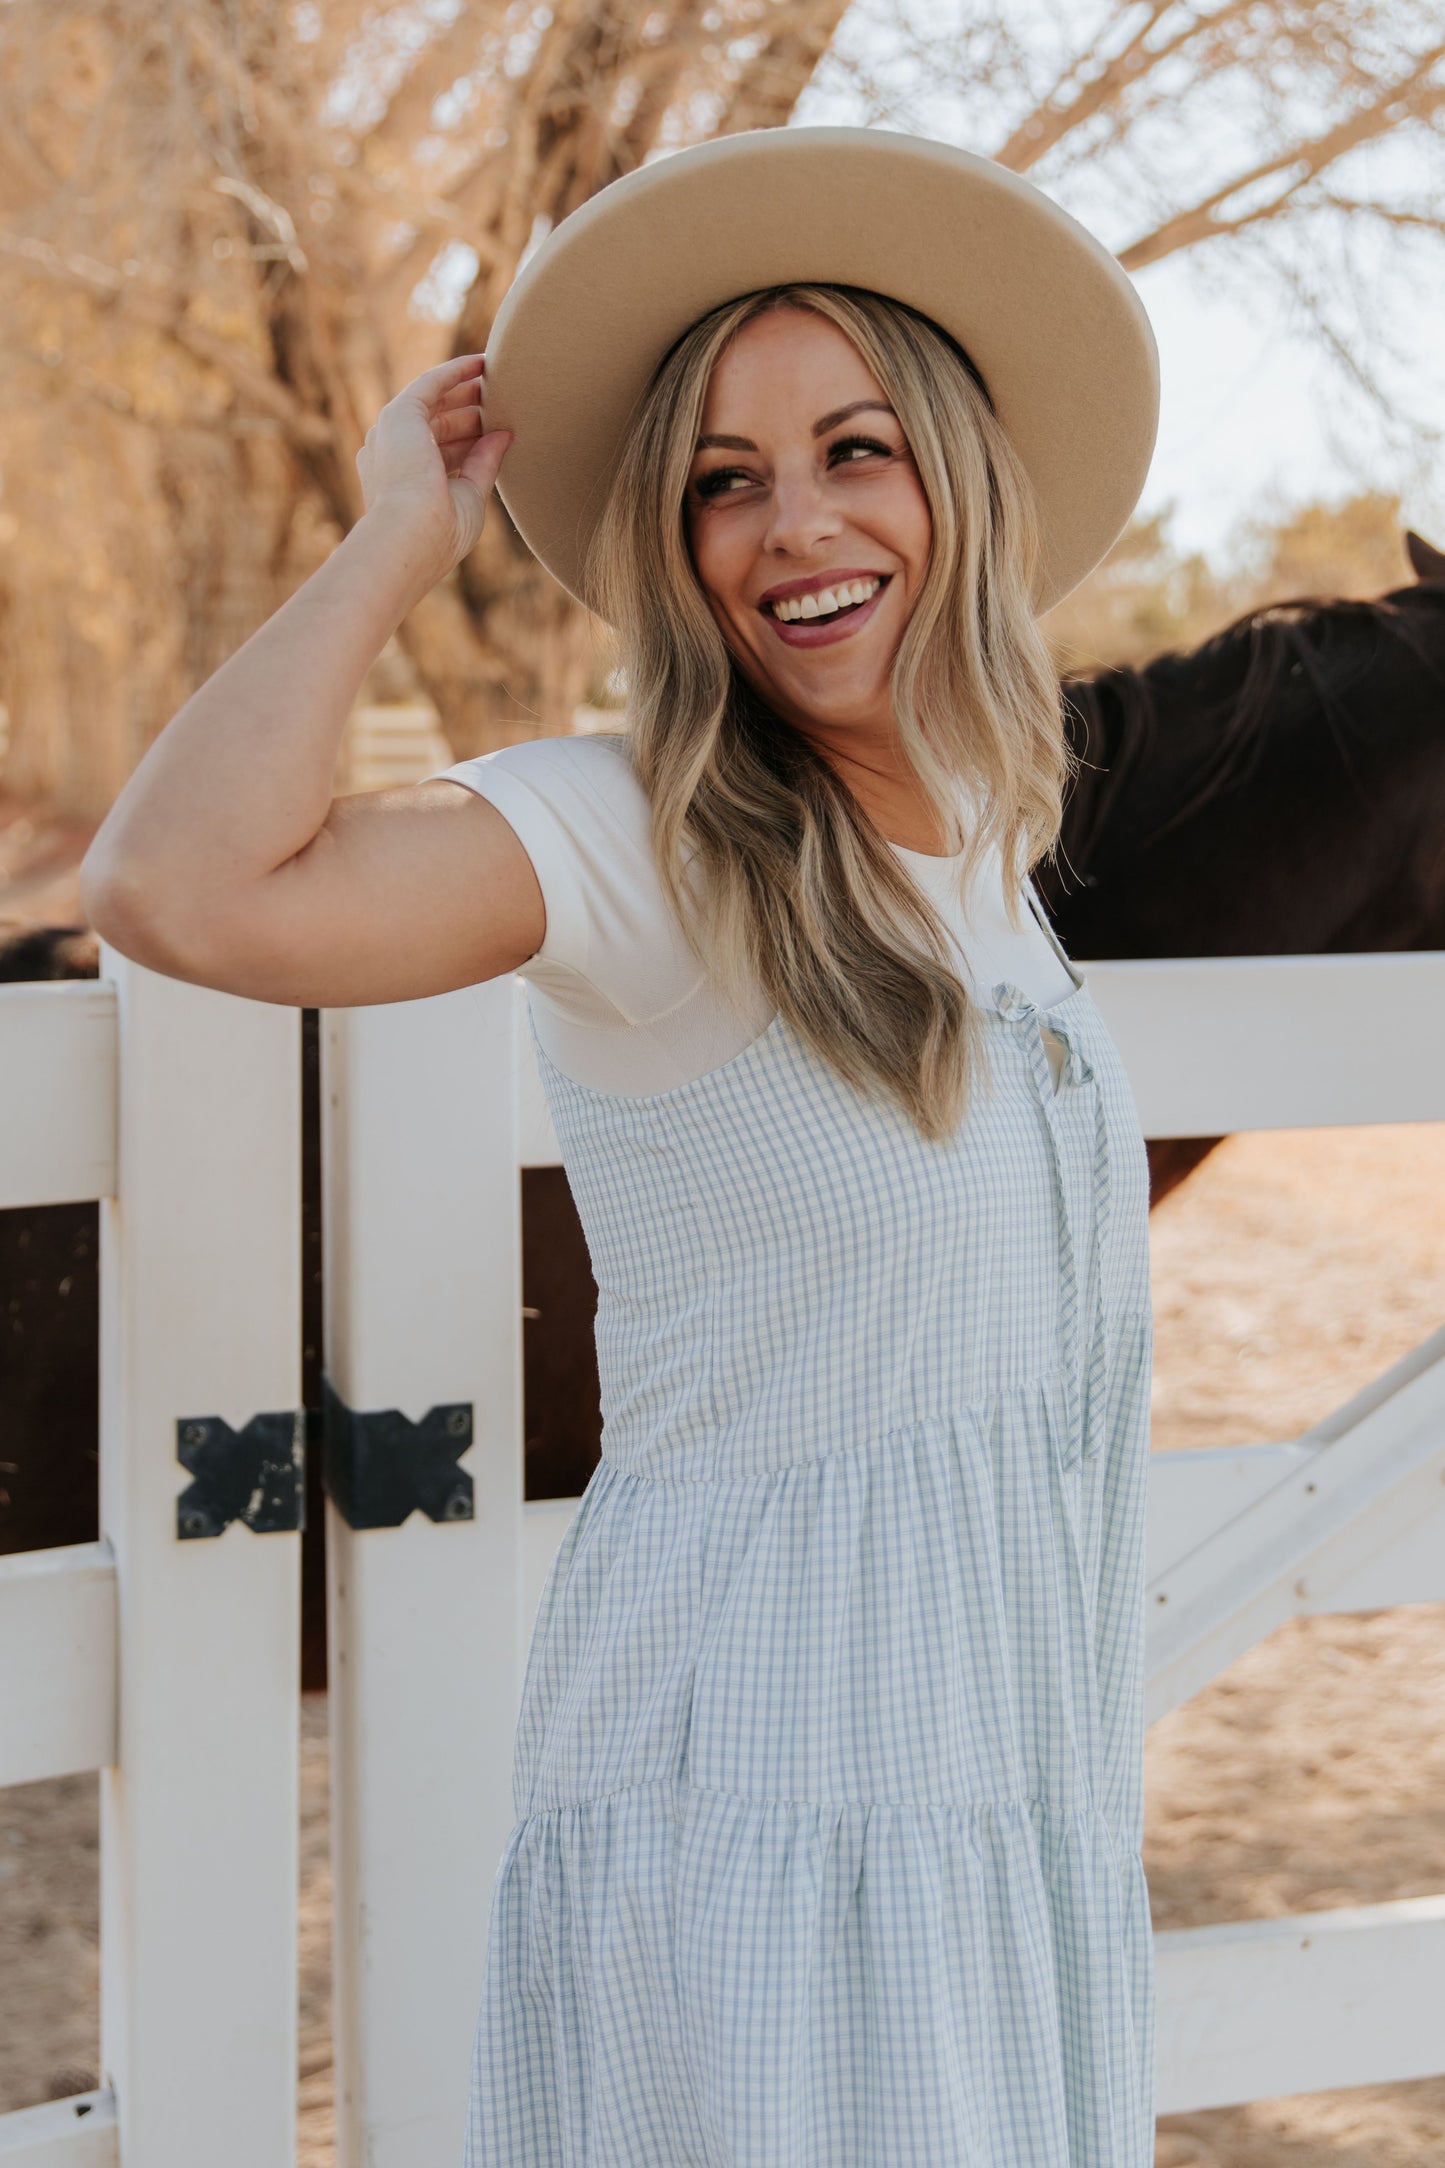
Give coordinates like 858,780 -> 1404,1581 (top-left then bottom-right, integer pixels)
83,129 -> 1160,2167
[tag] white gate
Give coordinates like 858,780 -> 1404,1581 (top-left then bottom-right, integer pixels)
1,955 -> 301,2166
2,945 -> 1443,2162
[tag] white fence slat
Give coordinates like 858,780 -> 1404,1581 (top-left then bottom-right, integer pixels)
1085,951 -> 1445,1136
1155,1896 -> 1445,2112
1317,1482 -> 1445,1612
96,950 -> 301,2168
1148,1443 -> 1314,1581
0,2091 -> 118,2165
1146,1330 -> 1445,1721
1147,1435 -> 1445,1615
0,983 -> 117,1206
321,976 -> 523,2168
0,1543 -> 116,1786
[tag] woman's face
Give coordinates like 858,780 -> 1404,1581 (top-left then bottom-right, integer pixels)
684,307 -> 933,743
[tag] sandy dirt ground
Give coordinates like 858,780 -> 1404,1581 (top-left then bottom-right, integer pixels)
3,1119 -> 1444,2165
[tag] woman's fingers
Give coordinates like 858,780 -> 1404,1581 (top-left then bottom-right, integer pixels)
434,374 -> 483,411
411,352 -> 484,396
431,403 -> 483,444
353,352 -> 503,560
408,356 -> 484,419
456,428 -> 511,498
429,374 -> 486,458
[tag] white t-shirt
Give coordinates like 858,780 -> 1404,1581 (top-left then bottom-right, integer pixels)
431,732 -> 1079,1094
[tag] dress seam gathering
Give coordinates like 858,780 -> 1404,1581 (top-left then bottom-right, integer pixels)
592,1309 -> 1153,1486
515,1775 -> 1135,1822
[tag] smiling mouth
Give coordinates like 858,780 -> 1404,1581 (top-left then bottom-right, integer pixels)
764,575 -> 886,625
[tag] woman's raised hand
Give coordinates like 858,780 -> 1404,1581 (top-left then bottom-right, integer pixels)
355,352 -> 511,586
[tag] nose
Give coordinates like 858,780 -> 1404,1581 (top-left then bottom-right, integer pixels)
762,456 -> 843,558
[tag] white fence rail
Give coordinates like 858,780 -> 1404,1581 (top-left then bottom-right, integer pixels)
0,982 -> 116,1209
0,2090 -> 117,2166
1,950 -> 1443,2158
0,1543 -> 115,1786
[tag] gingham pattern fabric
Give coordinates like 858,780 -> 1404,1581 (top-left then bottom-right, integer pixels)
465,946 -> 1156,2167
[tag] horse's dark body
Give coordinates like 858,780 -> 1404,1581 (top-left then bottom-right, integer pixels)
5,533 -> 1442,1681
1039,532 -> 1445,959
1035,530 -> 1445,1198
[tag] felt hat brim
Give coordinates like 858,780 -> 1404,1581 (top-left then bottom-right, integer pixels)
485,126 -> 1160,618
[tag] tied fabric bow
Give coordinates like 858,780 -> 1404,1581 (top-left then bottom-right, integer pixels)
991,982 -> 1112,1473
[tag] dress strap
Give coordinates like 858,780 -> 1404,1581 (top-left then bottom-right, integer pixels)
1024,875 -> 1086,994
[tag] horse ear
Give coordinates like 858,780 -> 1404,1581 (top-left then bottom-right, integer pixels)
1404,530 -> 1445,585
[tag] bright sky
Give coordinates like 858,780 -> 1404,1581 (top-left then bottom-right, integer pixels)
1128,249 -> 1445,565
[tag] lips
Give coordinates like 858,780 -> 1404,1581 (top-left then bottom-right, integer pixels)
759,571 -> 890,627
763,576 -> 890,649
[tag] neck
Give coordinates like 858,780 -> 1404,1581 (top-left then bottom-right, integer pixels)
794,715 -> 958,855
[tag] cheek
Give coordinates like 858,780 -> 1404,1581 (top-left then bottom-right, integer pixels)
687,512 -> 756,627
891,473 -> 934,574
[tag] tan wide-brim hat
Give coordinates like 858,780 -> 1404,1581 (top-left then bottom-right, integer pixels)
485,126 -> 1160,618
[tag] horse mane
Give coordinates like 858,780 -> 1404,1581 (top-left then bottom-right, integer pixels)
1056,583 -> 1445,882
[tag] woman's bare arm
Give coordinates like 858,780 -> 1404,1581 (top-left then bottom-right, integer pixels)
80,354 -> 544,1008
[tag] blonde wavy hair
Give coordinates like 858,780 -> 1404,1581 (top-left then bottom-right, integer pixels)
585,283 -> 1075,1141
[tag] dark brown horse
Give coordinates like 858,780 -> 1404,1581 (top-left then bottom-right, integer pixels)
1037,529 -> 1445,1199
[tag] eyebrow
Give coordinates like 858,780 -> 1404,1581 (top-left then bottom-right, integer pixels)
695,400 -> 897,453
812,399 -> 895,436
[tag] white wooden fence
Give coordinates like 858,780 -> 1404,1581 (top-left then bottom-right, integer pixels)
1,944 -> 1443,2163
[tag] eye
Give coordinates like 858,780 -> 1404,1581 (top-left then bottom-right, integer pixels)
691,465 -> 755,501
828,433 -> 896,466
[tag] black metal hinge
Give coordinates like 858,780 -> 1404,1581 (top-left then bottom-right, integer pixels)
321,1376 -> 474,1530
176,1412 -> 306,1539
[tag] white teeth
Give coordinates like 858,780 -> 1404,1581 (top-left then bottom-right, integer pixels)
771,576 -> 881,624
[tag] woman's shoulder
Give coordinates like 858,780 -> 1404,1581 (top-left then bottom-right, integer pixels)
430,724 -> 740,1080
439,726 -> 646,823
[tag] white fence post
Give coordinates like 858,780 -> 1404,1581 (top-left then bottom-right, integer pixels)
96,949 -> 301,2168
321,975 -> 524,2168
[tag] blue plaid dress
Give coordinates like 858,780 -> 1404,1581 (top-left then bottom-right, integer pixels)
466,919 -> 1156,2166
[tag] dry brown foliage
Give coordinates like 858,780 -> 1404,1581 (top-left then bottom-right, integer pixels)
0,0 -> 852,813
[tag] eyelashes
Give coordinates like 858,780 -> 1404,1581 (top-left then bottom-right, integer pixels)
831,433 -> 895,463
691,467 -> 750,502
691,434 -> 900,502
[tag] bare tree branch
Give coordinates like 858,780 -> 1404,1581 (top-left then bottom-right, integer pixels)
1119,42 -> 1445,268
993,1 -> 1215,173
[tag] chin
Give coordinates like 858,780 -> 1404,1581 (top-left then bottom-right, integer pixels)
782,662 -> 890,711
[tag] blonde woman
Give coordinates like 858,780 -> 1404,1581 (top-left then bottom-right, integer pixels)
84,130 -> 1161,2168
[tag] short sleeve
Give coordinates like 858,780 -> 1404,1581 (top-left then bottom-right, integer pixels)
429,740 -> 593,981
424,730 -> 713,1047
